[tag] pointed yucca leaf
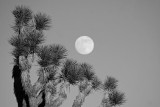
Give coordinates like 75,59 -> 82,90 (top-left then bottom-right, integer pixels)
9,34 -> 30,58
11,47 -> 30,58
49,44 -> 67,61
103,76 -> 118,92
37,44 -> 67,67
91,76 -> 102,90
108,90 -> 125,106
61,59 -> 82,85
34,13 -> 51,31
24,31 -> 44,53
12,5 -> 32,26
9,34 -> 25,47
80,63 -> 95,81
11,25 -> 20,33
37,45 -> 50,67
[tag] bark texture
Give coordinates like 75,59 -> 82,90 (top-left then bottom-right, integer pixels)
19,55 -> 44,107
72,82 -> 92,107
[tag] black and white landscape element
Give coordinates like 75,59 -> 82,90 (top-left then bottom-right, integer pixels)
9,5 -> 125,107
0,0 -> 160,107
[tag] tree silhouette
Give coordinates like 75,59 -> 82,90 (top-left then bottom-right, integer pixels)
9,5 -> 126,107
98,77 -> 125,107
72,63 -> 101,107
9,5 -> 50,107
10,5 -> 33,107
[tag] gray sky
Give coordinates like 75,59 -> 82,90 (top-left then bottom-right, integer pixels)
0,0 -> 160,107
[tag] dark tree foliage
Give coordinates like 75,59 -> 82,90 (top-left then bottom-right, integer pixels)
12,5 -> 32,25
24,31 -> 44,53
9,34 -> 25,47
9,31 -> 44,59
103,76 -> 118,92
61,59 -> 82,85
37,44 -> 67,67
12,5 -> 33,33
80,63 -> 95,81
108,90 -> 125,106
10,5 -> 47,63
9,34 -> 30,59
91,76 -> 102,90
34,13 -> 51,31
11,47 -> 29,61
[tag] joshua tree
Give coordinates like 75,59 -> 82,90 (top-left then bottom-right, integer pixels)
9,5 -> 51,107
99,76 -> 125,107
37,44 -> 67,107
10,5 -> 33,107
40,59 -> 82,107
72,63 -> 102,107
9,5 -> 126,107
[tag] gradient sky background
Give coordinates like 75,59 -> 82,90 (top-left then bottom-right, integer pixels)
0,0 -> 160,107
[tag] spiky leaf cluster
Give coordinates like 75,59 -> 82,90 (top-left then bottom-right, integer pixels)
34,13 -> 51,31
108,90 -> 125,106
10,5 -> 51,65
9,34 -> 25,47
91,76 -> 102,90
9,32 -> 44,58
100,77 -> 126,107
24,31 -> 44,53
12,5 -> 32,26
11,47 -> 29,59
9,34 -> 30,58
80,63 -> 95,81
61,59 -> 82,85
103,76 -> 118,92
37,44 -> 67,67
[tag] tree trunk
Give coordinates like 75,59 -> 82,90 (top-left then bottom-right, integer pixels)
46,82 -> 68,107
99,92 -> 111,107
72,92 -> 85,107
19,55 -> 44,107
72,83 -> 92,107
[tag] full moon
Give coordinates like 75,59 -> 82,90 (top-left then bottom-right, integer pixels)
75,36 -> 94,55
